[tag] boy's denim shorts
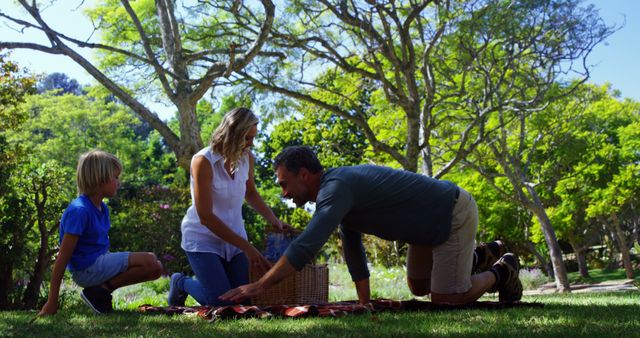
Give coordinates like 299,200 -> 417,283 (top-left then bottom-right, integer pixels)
71,252 -> 130,288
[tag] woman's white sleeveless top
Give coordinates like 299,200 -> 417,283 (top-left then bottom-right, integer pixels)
181,147 -> 249,260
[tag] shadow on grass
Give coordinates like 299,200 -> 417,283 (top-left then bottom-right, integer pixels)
2,292 -> 639,337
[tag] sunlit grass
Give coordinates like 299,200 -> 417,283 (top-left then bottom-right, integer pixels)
3,292 -> 639,337
568,267 -> 640,284
2,265 -> 638,337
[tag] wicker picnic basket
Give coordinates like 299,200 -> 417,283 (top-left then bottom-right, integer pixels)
250,263 -> 329,306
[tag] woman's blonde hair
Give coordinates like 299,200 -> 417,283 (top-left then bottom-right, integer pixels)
76,150 -> 122,195
210,107 -> 258,173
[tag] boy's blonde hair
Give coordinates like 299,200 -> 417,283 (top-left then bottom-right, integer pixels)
76,150 -> 122,195
210,107 -> 258,173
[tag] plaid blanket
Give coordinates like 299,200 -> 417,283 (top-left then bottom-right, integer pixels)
138,299 -> 542,322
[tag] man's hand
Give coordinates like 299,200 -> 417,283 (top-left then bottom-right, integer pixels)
224,255 -> 297,303
37,299 -> 58,316
219,282 -> 264,303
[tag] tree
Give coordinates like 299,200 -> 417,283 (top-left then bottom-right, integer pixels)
0,53 -> 65,310
582,96 -> 640,279
13,161 -> 71,309
467,84 -> 640,290
238,0 -> 615,177
2,85 -> 182,309
37,72 -> 84,95
0,53 -> 36,309
0,51 -> 36,133
545,86 -> 637,278
0,0 -> 277,170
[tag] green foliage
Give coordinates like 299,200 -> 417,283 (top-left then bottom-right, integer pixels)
1,70 -> 183,308
256,99 -> 372,262
0,159 -> 72,309
11,90 -> 181,187
110,184 -> 191,274
0,51 -> 37,132
0,55 -> 71,309
241,201 -> 276,252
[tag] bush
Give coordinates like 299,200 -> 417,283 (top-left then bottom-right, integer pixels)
109,184 -> 191,275
519,268 -> 549,290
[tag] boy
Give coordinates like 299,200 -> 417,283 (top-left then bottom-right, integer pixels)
39,150 -> 162,315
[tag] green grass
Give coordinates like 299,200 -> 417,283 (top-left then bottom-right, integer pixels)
568,268 -> 640,285
2,292 -> 639,337
2,265 -> 639,337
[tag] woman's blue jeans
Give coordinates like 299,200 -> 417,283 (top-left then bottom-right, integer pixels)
181,251 -> 249,306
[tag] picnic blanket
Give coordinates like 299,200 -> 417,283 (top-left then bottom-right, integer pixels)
138,299 -> 543,322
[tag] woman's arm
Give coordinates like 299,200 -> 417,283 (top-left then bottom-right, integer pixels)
244,153 -> 288,232
38,233 -> 79,316
192,155 -> 271,271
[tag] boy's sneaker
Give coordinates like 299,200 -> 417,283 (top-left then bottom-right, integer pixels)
168,273 -> 188,306
473,240 -> 508,273
489,253 -> 523,302
80,286 -> 113,314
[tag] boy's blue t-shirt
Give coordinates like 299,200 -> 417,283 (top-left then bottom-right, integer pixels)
60,195 -> 111,271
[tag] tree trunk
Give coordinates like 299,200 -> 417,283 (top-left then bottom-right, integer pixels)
527,188 -> 571,292
524,240 -> 554,279
22,180 -> 53,308
569,241 -> 590,278
21,242 -> 48,308
0,257 -> 13,309
610,214 -> 634,279
175,98 -> 203,170
21,227 -> 51,308
0,219 -> 28,309
534,212 -> 570,291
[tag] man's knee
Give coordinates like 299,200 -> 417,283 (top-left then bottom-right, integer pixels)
407,277 -> 430,296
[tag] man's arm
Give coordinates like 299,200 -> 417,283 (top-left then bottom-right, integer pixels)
221,178 -> 353,302
340,225 -> 371,304
219,255 -> 297,303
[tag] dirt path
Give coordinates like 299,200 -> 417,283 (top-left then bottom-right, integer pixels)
524,279 -> 638,295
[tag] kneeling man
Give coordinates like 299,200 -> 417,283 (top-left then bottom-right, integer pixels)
221,146 -> 522,305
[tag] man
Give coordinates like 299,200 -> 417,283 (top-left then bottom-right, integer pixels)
221,146 -> 522,305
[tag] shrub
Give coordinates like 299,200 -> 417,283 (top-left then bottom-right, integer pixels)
109,184 -> 191,274
520,268 -> 549,290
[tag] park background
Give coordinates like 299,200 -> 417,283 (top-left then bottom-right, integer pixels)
0,1 -> 638,332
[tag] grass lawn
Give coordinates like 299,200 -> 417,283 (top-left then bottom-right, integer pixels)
1,266 -> 639,337
2,292 -> 639,337
568,267 -> 640,284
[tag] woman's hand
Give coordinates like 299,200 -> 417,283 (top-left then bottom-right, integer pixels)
38,299 -> 58,316
244,245 -> 272,274
270,219 -> 297,234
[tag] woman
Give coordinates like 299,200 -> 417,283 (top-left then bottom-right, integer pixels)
168,107 -> 287,306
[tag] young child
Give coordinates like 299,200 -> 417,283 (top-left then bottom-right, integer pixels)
38,150 -> 163,315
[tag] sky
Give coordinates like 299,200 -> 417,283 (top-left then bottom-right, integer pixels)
1,0 -> 638,121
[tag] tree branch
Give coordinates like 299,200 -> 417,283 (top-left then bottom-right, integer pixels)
121,0 -> 176,100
